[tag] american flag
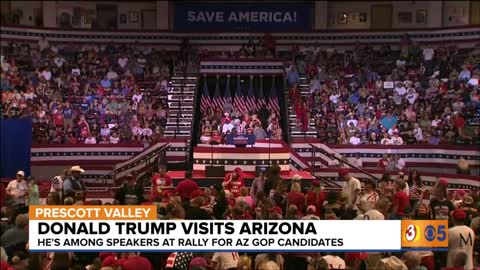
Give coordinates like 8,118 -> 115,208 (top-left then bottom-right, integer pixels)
245,76 -> 257,113
233,76 -> 246,114
257,76 -> 267,110
165,252 -> 193,270
224,76 -> 232,106
199,77 -> 211,114
268,76 -> 280,116
212,76 -> 222,111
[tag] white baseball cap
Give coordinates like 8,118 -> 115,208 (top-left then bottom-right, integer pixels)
16,171 -> 25,177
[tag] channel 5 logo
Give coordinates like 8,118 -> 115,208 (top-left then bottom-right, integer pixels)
401,220 -> 448,248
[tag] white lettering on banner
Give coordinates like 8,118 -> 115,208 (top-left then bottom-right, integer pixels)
187,11 -> 297,23
29,220 -> 401,252
187,11 -> 225,23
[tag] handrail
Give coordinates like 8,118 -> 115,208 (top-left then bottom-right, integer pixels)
188,69 -> 202,171
95,143 -> 170,187
309,143 -> 380,181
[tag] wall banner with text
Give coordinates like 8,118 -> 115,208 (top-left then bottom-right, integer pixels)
173,2 -> 313,32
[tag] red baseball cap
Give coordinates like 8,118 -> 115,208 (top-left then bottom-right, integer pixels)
189,257 -> 209,268
438,178 -> 449,187
339,168 -> 350,177
312,180 -> 320,187
451,208 -> 466,220
234,167 -> 242,173
99,252 -> 115,261
269,206 -> 283,216
345,252 -> 368,262
101,255 -> 118,267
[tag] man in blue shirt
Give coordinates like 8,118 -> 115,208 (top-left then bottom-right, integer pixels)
287,66 -> 300,87
100,76 -> 112,88
380,112 -> 398,130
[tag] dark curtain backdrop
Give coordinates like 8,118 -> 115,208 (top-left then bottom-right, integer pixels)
0,119 -> 32,178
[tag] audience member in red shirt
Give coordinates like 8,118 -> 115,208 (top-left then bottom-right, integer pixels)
175,171 -> 199,201
306,180 -> 325,217
223,167 -> 245,197
391,179 -> 410,219
151,165 -> 173,201
378,154 -> 389,170
287,180 -> 306,214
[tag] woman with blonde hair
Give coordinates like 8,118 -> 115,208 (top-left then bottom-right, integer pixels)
237,255 -> 252,270
287,181 -> 305,214
256,260 -> 280,270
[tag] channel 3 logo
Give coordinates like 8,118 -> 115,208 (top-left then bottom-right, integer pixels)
401,220 -> 448,248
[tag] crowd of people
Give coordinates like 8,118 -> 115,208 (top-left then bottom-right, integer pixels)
1,38 -> 175,145
286,38 -> 480,145
199,109 -> 283,145
1,34 -> 479,270
1,163 -> 479,270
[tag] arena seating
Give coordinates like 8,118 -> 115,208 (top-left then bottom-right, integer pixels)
1,22 -> 479,270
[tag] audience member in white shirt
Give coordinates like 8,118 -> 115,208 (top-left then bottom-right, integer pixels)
351,153 -> 363,168
107,70 -> 119,80
118,56 -> 129,68
109,132 -> 120,144
54,56 -> 66,67
6,171 -> 29,205
349,134 -> 361,145
388,126 -> 399,136
394,83 -> 407,96
422,47 -> 435,61
413,123 -> 424,143
212,252 -> 240,270
84,135 -> 97,144
222,120 -> 234,134
390,132 -> 404,145
458,65 -> 471,81
380,133 -> 392,145
41,69 -> 52,81
447,209 -> 475,270
38,37 -> 50,52
396,156 -> 406,171
132,92 -> 143,103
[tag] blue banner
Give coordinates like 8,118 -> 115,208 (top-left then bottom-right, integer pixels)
174,2 -> 313,32
0,119 -> 32,178
226,134 -> 256,146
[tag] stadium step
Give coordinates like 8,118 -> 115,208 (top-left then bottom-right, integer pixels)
166,74 -> 198,138
287,76 -> 317,138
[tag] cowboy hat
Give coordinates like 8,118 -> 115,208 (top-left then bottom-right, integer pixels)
70,166 -> 85,173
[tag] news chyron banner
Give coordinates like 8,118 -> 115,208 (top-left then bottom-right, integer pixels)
29,206 -> 446,252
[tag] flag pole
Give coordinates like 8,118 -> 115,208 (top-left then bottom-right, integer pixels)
269,75 -> 275,165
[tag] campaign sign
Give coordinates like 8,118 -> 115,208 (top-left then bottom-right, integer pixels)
173,2 -> 313,32
226,134 -> 256,146
401,220 -> 448,248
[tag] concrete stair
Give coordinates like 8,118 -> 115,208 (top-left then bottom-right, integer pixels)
287,76 -> 317,138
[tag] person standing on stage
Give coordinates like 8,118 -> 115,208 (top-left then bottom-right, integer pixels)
223,167 -> 245,197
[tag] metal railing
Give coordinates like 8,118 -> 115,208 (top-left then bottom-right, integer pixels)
310,143 -> 380,181
93,143 -> 170,191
